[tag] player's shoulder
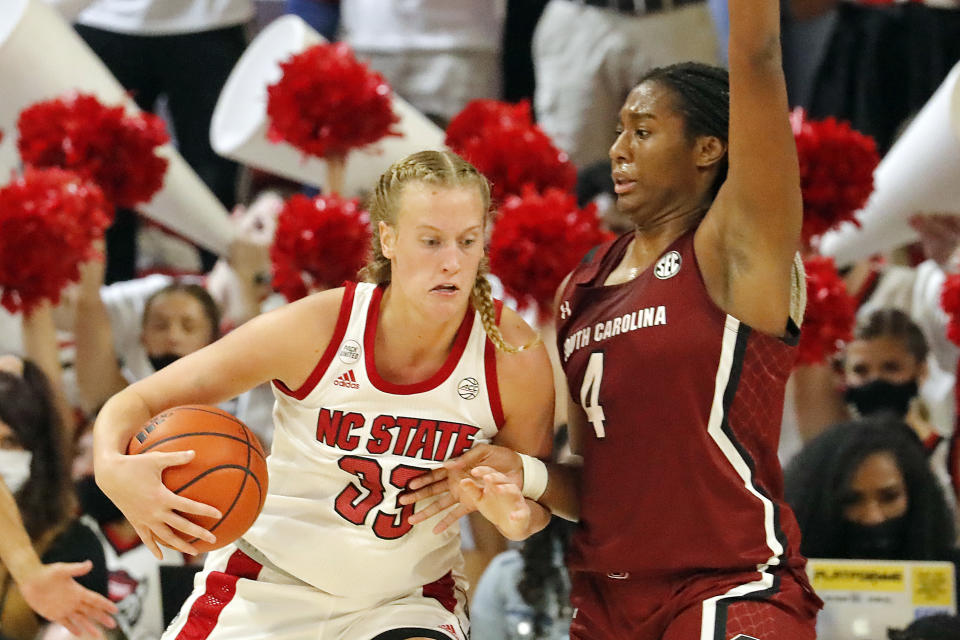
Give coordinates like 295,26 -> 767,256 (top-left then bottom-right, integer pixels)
258,285 -> 351,346
496,304 -> 538,347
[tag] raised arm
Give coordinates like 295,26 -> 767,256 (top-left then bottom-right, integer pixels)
93,289 -> 344,558
74,256 -> 127,414
696,0 -> 802,336
21,302 -> 76,440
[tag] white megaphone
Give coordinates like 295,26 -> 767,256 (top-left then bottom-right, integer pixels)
819,60 -> 960,268
210,14 -> 446,196
0,0 -> 234,255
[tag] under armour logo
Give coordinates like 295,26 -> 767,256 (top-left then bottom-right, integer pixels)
732,635 -> 760,640
560,300 -> 572,319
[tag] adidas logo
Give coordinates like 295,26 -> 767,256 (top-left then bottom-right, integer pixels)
334,369 -> 360,389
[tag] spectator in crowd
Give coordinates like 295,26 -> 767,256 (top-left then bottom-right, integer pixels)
1,476 -> 115,640
791,0 -> 960,154
531,0 -> 718,169
339,0 -> 505,126
44,0 -> 255,280
790,213 -> 960,448
0,354 -> 113,640
889,614 -> 960,640
784,417 -> 957,562
471,516 -> 574,640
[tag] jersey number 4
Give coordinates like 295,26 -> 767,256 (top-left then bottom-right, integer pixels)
334,456 -> 424,540
580,352 -> 607,438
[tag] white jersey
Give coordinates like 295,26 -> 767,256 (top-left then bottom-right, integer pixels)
242,282 -> 504,598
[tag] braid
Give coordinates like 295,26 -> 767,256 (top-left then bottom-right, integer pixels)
639,62 -> 730,199
470,257 -> 541,354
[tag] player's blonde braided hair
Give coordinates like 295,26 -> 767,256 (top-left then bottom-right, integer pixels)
360,150 -> 539,353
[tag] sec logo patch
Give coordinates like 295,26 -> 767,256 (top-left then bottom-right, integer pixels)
654,251 -> 682,280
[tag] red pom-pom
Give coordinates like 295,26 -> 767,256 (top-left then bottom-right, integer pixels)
490,187 -> 611,321
446,100 -> 576,203
0,167 -> 111,313
270,193 -> 371,301
445,100 -> 533,152
17,93 -> 169,209
791,109 -> 879,247
267,43 -> 401,159
940,273 -> 960,347
796,255 -> 856,366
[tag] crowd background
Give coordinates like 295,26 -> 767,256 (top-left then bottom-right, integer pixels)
2,0 -> 960,638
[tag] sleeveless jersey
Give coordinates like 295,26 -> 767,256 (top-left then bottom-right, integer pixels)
556,231 -> 807,576
242,282 -> 504,597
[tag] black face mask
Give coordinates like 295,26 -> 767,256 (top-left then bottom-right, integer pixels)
844,379 -> 919,418
75,475 -> 124,526
148,353 -> 181,372
841,515 -> 909,559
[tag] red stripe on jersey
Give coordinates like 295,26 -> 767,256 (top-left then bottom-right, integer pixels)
422,571 -> 457,614
272,282 -> 357,400
485,300 -> 506,429
364,285 -> 476,395
174,550 -> 262,640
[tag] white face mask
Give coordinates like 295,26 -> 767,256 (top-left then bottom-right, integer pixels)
0,449 -> 33,494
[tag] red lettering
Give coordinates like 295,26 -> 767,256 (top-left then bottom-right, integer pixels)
337,412 -> 365,451
404,420 -> 437,460
450,424 -> 480,457
433,422 -> 461,461
366,415 -> 395,454
392,417 -> 418,455
316,409 -> 343,446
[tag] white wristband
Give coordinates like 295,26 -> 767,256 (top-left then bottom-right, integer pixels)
518,453 -> 548,501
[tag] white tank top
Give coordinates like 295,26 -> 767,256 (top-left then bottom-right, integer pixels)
243,282 -> 504,597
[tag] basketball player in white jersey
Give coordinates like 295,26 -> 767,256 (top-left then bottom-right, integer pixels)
90,150 -> 555,640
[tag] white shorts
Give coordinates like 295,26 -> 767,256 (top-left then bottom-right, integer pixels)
162,542 -> 469,640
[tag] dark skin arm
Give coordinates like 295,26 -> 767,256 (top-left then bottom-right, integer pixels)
695,0 -> 802,336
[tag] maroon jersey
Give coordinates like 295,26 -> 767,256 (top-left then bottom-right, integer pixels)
556,230 -> 807,577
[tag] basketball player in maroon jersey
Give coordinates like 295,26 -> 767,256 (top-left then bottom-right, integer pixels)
403,0 -> 824,637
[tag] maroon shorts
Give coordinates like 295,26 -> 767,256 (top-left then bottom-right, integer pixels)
568,566 -> 822,640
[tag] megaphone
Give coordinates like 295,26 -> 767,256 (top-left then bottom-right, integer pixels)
819,60 -> 960,268
0,0 -> 234,255
210,14 -> 446,196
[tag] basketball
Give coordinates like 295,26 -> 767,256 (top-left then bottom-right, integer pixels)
126,405 -> 269,552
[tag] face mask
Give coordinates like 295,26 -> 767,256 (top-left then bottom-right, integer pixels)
75,475 -> 124,526
844,379 -> 918,418
841,515 -> 909,559
148,353 -> 181,372
0,449 -> 33,494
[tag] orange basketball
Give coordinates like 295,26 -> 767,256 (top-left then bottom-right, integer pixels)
126,405 -> 268,553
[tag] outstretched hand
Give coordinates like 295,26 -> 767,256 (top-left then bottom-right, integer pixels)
18,560 -> 118,639
400,443 -> 524,534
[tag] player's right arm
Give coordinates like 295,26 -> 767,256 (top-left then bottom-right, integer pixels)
93,289 -> 346,558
